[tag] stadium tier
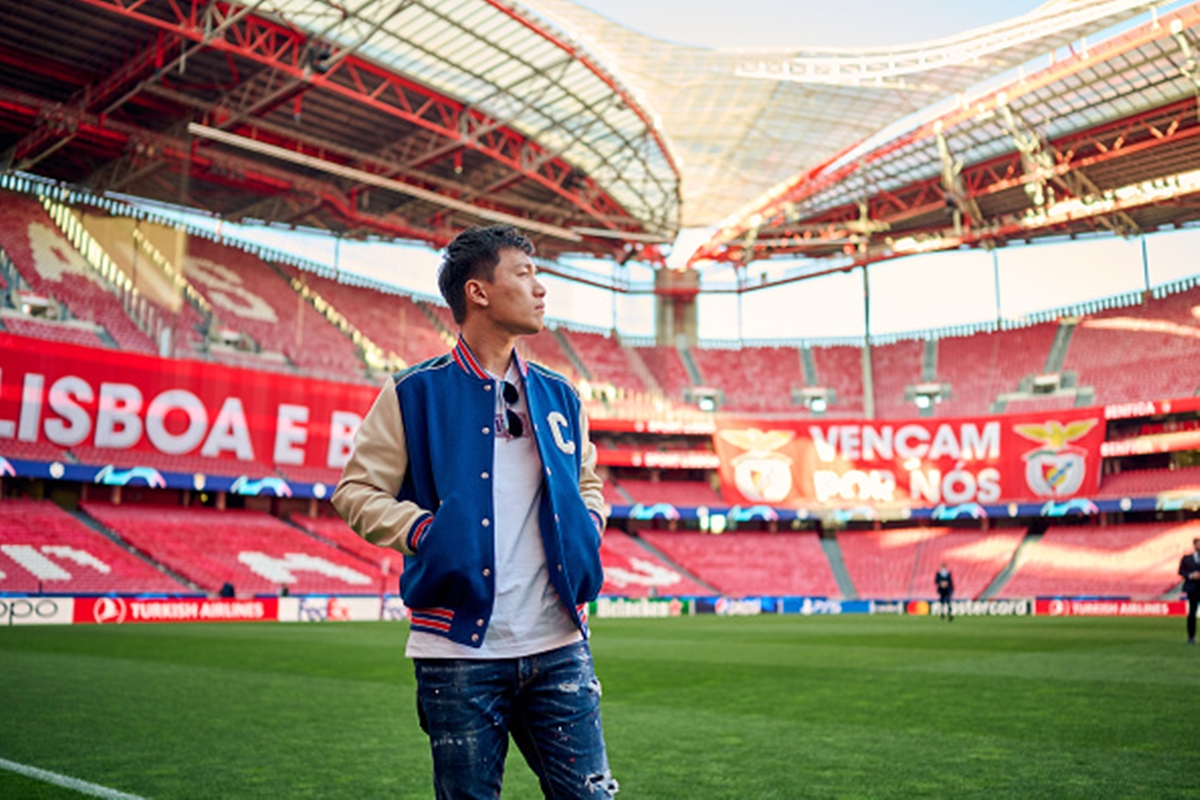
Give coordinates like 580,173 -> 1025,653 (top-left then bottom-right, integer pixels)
0,315 -> 105,348
933,324 -> 1059,416
0,498 -> 188,594
80,503 -> 387,596
909,529 -> 1026,601
516,330 -> 579,381
1063,287 -> 1200,404
278,265 -> 448,369
183,236 -> 366,381
809,345 -> 865,416
689,345 -> 806,413
638,531 -> 842,597
289,514 -> 401,595
870,340 -> 924,419
599,529 -> 711,598
0,191 -> 156,354
1097,466 -> 1200,497
996,521 -> 1200,599
613,478 -> 722,507
69,446 -> 276,479
838,528 -> 1024,600
559,330 -> 649,393
634,346 -> 692,401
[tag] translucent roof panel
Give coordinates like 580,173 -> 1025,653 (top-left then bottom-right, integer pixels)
262,0 -> 681,239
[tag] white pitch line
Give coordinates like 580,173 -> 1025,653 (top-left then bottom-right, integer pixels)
0,757 -> 147,799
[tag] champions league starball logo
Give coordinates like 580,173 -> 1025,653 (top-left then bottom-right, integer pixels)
718,428 -> 795,503
1014,419 -> 1098,498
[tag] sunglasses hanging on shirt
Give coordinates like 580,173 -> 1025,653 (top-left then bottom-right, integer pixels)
501,380 -> 524,438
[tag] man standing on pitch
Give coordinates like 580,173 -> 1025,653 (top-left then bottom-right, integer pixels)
1179,538 -> 1200,644
333,225 -> 616,798
935,562 -> 954,622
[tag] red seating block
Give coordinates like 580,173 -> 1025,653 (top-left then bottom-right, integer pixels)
81,503 -> 389,595
600,530 -> 710,597
997,521 -> 1200,599
690,346 -> 805,413
0,498 -> 188,594
638,530 -> 841,597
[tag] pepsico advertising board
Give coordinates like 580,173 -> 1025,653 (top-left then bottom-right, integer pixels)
713,409 -> 1105,509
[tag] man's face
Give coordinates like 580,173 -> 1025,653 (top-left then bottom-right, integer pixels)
472,247 -> 545,335
1194,538 -> 1200,553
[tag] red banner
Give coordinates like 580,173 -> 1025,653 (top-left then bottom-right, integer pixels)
73,596 -> 279,624
0,333 -> 378,471
1034,599 -> 1187,617
713,408 -> 1106,508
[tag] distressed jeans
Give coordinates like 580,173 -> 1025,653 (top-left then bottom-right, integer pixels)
414,640 -> 618,799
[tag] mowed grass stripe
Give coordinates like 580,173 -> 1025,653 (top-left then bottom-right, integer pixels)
1,616 -> 1193,798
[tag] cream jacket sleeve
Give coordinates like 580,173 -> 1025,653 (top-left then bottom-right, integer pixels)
577,407 -> 607,535
331,383 -> 427,556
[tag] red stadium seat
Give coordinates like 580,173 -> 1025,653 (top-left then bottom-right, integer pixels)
839,527 -> 1023,600
0,191 -> 156,354
0,498 -> 189,594
81,503 -> 389,596
638,530 -> 841,597
997,521 -> 1200,599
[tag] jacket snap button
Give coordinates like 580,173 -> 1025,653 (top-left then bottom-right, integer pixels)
484,384 -> 492,391
477,619 -> 484,627
471,634 -> 479,642
557,564 -> 563,571
481,472 -> 489,480
482,519 -> 490,527
482,427 -> 490,435
482,568 -> 491,577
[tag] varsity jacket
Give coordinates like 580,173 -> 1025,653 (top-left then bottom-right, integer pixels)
332,337 -> 607,648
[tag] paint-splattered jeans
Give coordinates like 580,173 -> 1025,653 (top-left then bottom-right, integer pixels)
414,639 -> 618,800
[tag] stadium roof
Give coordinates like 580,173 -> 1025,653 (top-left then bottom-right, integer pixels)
523,0 -> 1160,228
691,1 -> 1200,273
0,0 -> 680,260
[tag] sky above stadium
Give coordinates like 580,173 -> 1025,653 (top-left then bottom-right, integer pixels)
575,0 -> 1047,49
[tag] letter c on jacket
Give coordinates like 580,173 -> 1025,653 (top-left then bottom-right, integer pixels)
547,411 -> 575,455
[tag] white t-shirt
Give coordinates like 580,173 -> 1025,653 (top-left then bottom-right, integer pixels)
406,360 -> 582,659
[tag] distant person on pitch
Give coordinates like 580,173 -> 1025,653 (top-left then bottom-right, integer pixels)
332,225 -> 616,799
1179,538 -> 1200,644
935,563 -> 954,621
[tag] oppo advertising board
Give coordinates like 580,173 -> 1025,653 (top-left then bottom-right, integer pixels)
713,409 -> 1106,509
0,333 -> 378,474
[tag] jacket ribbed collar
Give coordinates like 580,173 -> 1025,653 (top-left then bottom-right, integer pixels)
452,335 -> 529,380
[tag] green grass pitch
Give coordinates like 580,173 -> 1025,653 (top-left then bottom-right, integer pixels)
1,615 -> 1196,798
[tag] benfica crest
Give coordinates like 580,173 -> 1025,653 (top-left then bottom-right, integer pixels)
1013,419 -> 1099,498
718,428 -> 795,503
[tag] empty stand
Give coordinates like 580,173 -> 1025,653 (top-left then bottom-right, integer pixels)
870,340 -> 924,419
0,191 -> 156,353
183,237 -> 364,380
280,266 -> 447,368
517,330 -> 579,380
82,503 -> 386,595
997,521 -> 1200,599
0,316 -> 104,348
1001,395 -> 1077,413
635,346 -> 692,401
934,323 -> 1058,417
690,345 -> 804,413
0,439 -> 72,463
838,528 -> 947,600
1097,466 -> 1200,497
562,330 -> 648,392
638,530 -> 841,597
289,515 -> 400,594
809,345 -> 864,416
600,529 -> 710,597
1063,288 -> 1200,404
0,498 -> 188,594
837,527 -> 1025,600
909,529 -> 1025,600
614,478 -> 722,507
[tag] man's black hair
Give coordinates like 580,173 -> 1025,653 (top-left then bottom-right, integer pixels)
438,225 -> 535,325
